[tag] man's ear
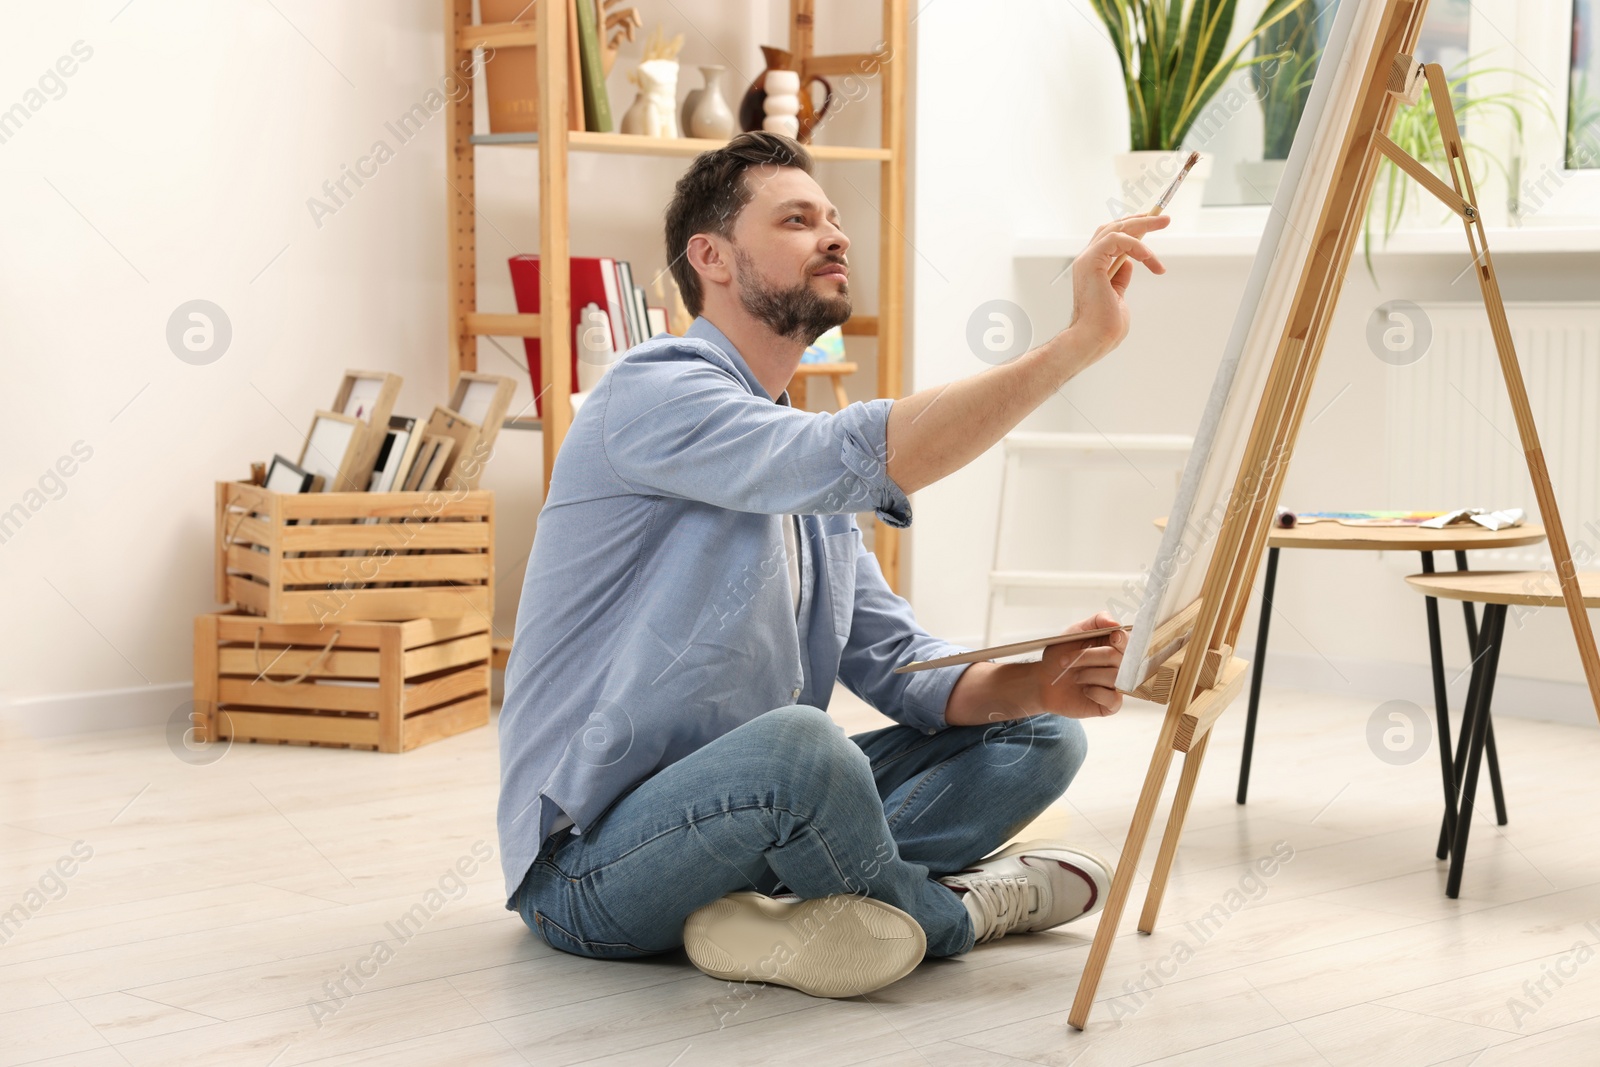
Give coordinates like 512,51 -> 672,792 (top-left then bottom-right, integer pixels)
686,233 -> 733,293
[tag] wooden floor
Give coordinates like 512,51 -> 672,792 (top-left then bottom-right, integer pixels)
4,682 -> 1599,1067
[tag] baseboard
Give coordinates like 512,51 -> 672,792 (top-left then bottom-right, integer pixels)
1,681 -> 192,738
5,645 -> 1592,741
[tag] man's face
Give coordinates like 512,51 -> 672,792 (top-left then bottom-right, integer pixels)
725,165 -> 852,344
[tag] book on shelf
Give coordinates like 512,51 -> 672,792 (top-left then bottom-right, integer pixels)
630,275 -> 650,342
597,256 -> 628,355
615,260 -> 639,349
508,254 -> 595,417
573,0 -> 611,133
508,254 -> 681,412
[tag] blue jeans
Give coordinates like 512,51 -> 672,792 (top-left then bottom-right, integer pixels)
512,704 -> 1087,960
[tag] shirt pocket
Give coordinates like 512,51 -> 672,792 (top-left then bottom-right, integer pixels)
822,531 -> 858,641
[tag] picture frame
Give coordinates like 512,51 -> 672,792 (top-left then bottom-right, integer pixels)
446,372 -> 515,481
421,406 -> 481,491
332,370 -> 402,488
369,415 -> 423,493
264,453 -> 323,494
333,370 -> 401,423
401,434 -> 456,492
298,410 -> 366,493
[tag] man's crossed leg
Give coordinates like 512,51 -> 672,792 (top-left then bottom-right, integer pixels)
513,704 -> 1110,996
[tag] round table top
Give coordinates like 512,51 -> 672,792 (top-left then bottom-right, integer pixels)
1153,516 -> 1547,552
1405,569 -> 1600,607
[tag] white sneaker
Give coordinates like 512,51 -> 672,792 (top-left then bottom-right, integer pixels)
938,840 -> 1112,945
683,891 -> 926,999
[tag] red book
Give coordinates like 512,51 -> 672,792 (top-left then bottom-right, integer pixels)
507,255 -> 616,416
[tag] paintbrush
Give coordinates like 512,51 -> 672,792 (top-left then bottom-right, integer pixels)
893,623 -> 1133,675
1106,149 -> 1200,278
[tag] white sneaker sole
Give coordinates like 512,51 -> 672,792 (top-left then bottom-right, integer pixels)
982,839 -> 1114,921
683,892 -> 926,999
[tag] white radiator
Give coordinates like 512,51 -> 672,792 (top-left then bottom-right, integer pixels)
1386,302 -> 1600,568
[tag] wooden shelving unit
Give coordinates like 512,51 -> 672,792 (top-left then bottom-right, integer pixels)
443,0 -> 911,621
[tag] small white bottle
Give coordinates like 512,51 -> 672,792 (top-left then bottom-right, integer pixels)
576,302 -> 616,394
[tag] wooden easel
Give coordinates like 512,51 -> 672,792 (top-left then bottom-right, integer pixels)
1068,0 -> 1600,1030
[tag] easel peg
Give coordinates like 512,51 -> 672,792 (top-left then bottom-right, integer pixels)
1387,52 -> 1425,106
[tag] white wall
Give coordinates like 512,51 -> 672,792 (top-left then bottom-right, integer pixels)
909,0 -> 1600,726
0,0 -> 884,732
5,0 -> 1595,734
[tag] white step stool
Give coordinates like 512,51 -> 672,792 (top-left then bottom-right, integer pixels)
986,431 -> 1193,645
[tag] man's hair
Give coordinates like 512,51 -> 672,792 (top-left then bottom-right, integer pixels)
665,132 -> 814,318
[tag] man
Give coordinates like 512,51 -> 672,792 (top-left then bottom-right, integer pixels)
498,132 -> 1168,997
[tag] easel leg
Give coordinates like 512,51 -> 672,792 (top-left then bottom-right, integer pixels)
1237,547 -> 1279,804
1068,723 -> 1180,1030
1447,604 -> 1507,899
1139,730 -> 1212,934
1455,549 -> 1507,825
1421,551 -> 1459,856
1420,61 -> 1600,721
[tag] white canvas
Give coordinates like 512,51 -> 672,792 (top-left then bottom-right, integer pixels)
1117,0 -> 1393,692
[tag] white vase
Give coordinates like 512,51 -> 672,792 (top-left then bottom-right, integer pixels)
1112,150 -> 1213,232
685,65 -> 735,140
762,69 -> 801,139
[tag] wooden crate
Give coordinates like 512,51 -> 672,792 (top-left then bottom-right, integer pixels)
216,480 -> 493,624
193,612 -> 491,753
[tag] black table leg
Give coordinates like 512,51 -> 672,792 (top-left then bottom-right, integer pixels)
1421,552 -> 1460,857
1456,551 -> 1507,826
1237,546 -> 1279,805
1438,619 -> 1488,860
1447,603 -> 1508,899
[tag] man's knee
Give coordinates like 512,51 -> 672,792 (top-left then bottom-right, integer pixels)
995,714 -> 1087,791
758,703 -> 845,743
1045,714 -> 1088,785
747,704 -> 866,778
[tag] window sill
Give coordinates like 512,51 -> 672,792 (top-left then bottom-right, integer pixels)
1015,206 -> 1600,259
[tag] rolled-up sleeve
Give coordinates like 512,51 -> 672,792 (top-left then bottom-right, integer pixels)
836,530 -> 973,733
602,353 -> 912,525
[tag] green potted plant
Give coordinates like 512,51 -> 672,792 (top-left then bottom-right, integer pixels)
1239,0 -> 1333,202
1089,0 -> 1313,227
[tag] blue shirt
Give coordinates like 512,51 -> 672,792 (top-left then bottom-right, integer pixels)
495,317 -> 975,903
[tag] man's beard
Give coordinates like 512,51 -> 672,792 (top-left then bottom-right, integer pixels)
733,246 -> 851,345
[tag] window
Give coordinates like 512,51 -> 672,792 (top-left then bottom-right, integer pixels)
1570,0 -> 1600,168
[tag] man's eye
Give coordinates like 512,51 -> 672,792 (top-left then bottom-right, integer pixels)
786,215 -> 805,224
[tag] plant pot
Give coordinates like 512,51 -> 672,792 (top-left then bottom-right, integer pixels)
1112,151 -> 1213,232
1235,158 -> 1289,205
